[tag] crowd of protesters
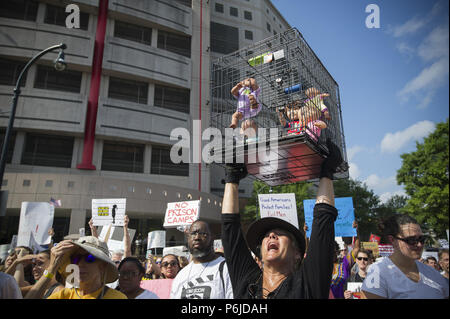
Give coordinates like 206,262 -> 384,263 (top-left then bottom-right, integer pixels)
0,140 -> 448,299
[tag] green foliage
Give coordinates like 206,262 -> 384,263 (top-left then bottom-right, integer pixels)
397,119 -> 449,237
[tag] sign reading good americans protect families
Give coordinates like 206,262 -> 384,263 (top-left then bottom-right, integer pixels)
163,200 -> 201,228
91,198 -> 126,226
258,193 -> 299,229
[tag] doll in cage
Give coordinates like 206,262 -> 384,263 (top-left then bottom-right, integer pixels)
229,78 -> 262,131
304,87 -> 331,121
276,100 -> 302,135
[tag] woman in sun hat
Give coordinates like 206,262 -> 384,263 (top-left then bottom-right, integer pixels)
33,236 -> 127,299
221,139 -> 343,299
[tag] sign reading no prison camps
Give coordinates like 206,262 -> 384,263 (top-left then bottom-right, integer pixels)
91,198 -> 126,226
303,197 -> 357,238
163,200 -> 201,228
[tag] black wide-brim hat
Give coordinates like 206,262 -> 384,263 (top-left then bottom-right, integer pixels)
246,217 -> 306,257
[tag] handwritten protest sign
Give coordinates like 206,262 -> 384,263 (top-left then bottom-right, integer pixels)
91,198 -> 126,226
17,202 -> 54,248
303,197 -> 357,238
258,193 -> 299,229
361,242 -> 379,257
163,200 -> 200,228
97,225 -> 136,255
148,231 -> 166,249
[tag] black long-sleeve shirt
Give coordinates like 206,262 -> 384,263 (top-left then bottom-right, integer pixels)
221,203 -> 338,299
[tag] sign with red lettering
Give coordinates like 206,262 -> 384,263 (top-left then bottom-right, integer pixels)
163,200 -> 201,228
258,193 -> 299,229
369,234 -> 381,243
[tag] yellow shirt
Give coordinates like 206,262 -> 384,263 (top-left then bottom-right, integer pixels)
47,287 -> 127,299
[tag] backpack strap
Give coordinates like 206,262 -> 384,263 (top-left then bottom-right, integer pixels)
97,286 -> 109,299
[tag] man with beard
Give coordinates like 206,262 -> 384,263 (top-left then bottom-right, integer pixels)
170,220 -> 233,299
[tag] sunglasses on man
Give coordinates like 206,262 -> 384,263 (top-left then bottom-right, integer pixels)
356,257 -> 369,261
71,253 -> 96,264
393,235 -> 427,246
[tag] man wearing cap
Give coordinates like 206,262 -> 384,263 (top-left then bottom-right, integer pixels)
221,139 -> 343,299
27,236 -> 127,299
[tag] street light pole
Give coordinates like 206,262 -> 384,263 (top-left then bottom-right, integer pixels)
0,43 -> 67,213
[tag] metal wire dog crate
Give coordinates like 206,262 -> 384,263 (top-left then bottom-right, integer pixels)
210,28 -> 348,186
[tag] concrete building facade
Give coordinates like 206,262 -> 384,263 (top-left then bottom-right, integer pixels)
0,0 -> 291,248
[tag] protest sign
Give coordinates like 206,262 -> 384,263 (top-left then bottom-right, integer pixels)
97,225 -> 136,255
163,200 -> 200,228
378,244 -> 394,257
148,231 -> 166,249
361,242 -> 379,258
91,198 -> 126,226
422,251 -> 438,261
214,239 -> 223,253
258,193 -> 299,229
141,279 -> 174,299
304,197 -> 357,238
17,202 -> 54,247
162,246 -> 190,260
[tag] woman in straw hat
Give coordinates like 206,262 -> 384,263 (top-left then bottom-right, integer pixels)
221,139 -> 343,299
28,236 -> 127,299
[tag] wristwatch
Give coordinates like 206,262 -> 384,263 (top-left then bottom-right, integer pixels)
43,269 -> 54,279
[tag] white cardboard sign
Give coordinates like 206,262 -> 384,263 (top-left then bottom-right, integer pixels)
17,202 -> 54,247
163,200 -> 201,228
91,198 -> 126,226
258,193 -> 299,229
148,231 -> 166,249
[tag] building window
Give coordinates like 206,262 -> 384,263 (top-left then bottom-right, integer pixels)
0,129 -> 16,164
0,57 -> 27,87
267,23 -> 271,32
210,22 -> 239,54
108,77 -> 148,104
45,180 -> 53,187
34,65 -> 82,93
245,30 -> 253,40
68,181 -> 75,188
154,85 -> 190,113
215,3 -> 224,13
114,21 -> 152,46
21,133 -> 74,168
23,180 -> 31,187
244,11 -> 252,20
101,141 -> 144,173
157,30 -> 191,58
0,0 -> 38,21
230,7 -> 238,17
175,0 -> 192,7
151,145 -> 189,177
44,4 -> 89,30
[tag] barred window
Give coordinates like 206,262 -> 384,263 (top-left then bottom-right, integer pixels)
102,141 -> 144,173
244,11 -> 252,20
34,65 -> 82,93
151,145 -> 189,176
44,4 -> 89,30
245,30 -> 253,41
0,0 -> 38,21
210,22 -> 239,54
21,133 -> 74,168
215,3 -> 224,13
0,57 -> 27,87
157,30 -> 191,58
230,7 -> 238,17
114,21 -> 152,46
108,77 -> 148,104
154,85 -> 190,113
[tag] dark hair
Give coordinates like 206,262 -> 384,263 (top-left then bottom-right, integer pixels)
357,249 -> 371,258
378,214 -> 419,237
438,249 -> 449,260
118,257 -> 145,275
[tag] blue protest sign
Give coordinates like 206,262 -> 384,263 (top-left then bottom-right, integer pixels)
303,197 -> 357,238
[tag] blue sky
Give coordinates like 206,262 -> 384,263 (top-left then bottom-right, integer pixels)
272,0 -> 449,202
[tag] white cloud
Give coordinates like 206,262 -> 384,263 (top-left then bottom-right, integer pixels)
390,16 -> 428,37
347,145 -> 364,161
379,189 -> 407,204
349,162 -> 361,180
380,120 -> 435,153
364,174 -> 397,190
418,23 -> 449,61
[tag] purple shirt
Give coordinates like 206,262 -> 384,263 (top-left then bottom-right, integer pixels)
235,86 -> 262,119
330,255 -> 351,299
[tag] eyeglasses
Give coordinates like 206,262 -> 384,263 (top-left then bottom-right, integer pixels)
189,231 -> 209,238
161,261 -> 179,268
119,271 -> 139,278
393,235 -> 427,246
71,253 -> 96,265
356,257 -> 369,261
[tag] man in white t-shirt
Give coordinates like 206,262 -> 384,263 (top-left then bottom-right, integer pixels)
170,220 -> 233,299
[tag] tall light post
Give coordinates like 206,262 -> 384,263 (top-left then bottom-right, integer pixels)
0,43 -> 67,215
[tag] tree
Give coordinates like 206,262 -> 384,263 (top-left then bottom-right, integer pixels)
397,119 -> 449,238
